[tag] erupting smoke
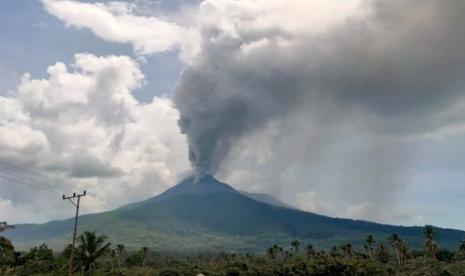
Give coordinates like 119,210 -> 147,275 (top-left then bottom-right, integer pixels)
174,0 -> 465,178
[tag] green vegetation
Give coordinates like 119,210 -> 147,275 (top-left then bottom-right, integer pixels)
2,226 -> 465,275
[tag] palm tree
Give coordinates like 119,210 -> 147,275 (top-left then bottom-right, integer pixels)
276,245 -> 283,259
305,243 -> 316,258
267,245 -> 278,259
0,222 -> 14,233
290,240 -> 300,254
399,243 -> 410,264
340,243 -> 353,258
76,231 -> 111,275
329,246 -> 339,257
375,243 -> 390,263
110,249 -> 118,272
266,246 -> 276,259
424,225 -> 437,259
267,244 -> 283,260
116,244 -> 125,268
141,246 -> 149,267
388,233 -> 403,266
364,235 -> 375,259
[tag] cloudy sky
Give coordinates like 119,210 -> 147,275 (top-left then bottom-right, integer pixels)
1,0 -> 465,230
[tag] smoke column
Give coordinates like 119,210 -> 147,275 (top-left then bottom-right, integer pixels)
174,0 -> 465,177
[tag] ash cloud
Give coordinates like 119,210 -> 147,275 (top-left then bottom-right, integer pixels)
174,0 -> 465,176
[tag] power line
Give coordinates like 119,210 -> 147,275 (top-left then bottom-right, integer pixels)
0,160 -> 65,190
0,160 -> 69,192
0,168 -> 65,193
0,172 -> 60,192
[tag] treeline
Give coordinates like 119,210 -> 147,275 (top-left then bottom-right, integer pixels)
1,224 -> 465,275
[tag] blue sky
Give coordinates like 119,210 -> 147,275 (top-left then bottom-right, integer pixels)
1,0 -> 465,231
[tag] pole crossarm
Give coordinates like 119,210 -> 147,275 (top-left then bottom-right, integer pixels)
62,190 -> 86,276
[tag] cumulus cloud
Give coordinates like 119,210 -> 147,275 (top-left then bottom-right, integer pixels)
0,53 -> 190,223
42,0 -> 200,60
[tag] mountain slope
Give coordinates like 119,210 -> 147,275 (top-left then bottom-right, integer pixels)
239,190 -> 295,209
5,175 -> 465,252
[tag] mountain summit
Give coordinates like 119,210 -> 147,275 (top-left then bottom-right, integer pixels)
6,175 -> 465,251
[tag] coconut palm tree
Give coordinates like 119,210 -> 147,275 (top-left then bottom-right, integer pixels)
375,244 -> 390,263
340,243 -> 353,258
305,243 -> 316,258
267,244 -> 283,260
364,235 -> 375,259
388,233 -> 403,265
329,246 -> 339,257
290,240 -> 300,254
76,231 -> 111,275
110,249 -> 118,272
266,246 -> 275,259
141,246 -> 149,267
399,242 -> 410,264
116,244 -> 125,268
424,225 -> 437,259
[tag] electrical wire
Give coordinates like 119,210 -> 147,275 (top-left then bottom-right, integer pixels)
0,160 -> 69,193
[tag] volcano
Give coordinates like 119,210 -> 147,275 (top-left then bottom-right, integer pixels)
6,175 -> 465,252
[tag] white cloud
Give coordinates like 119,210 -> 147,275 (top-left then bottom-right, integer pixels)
0,53 -> 190,223
42,0 -> 366,62
42,0 -> 200,60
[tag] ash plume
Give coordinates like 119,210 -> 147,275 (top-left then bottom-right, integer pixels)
174,0 -> 465,177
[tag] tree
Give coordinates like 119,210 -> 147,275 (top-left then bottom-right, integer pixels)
0,236 -> 15,269
329,246 -> 339,257
399,243 -> 410,264
424,225 -> 437,260
0,222 -> 14,233
340,243 -> 353,258
116,244 -> 125,268
388,233 -> 403,265
364,235 -> 375,259
0,237 -> 14,253
23,244 -> 56,274
142,246 -> 149,267
290,240 -> 300,255
266,246 -> 276,259
267,244 -> 282,260
305,243 -> 316,258
110,249 -> 118,272
375,244 -> 390,263
76,231 -> 111,274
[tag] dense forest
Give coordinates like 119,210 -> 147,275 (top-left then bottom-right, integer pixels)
1,223 -> 465,275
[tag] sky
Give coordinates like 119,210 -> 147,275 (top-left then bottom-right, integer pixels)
1,0 -> 465,231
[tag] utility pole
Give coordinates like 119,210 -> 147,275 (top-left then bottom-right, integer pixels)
63,191 -> 86,276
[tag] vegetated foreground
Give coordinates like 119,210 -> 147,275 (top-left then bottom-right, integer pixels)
6,175 -> 465,252
1,226 -> 465,275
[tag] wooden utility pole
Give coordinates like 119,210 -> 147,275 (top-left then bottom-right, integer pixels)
63,191 -> 86,276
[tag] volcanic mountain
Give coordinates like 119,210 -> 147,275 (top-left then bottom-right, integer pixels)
6,175 -> 465,252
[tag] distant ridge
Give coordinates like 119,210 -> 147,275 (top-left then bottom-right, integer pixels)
6,175 -> 465,252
